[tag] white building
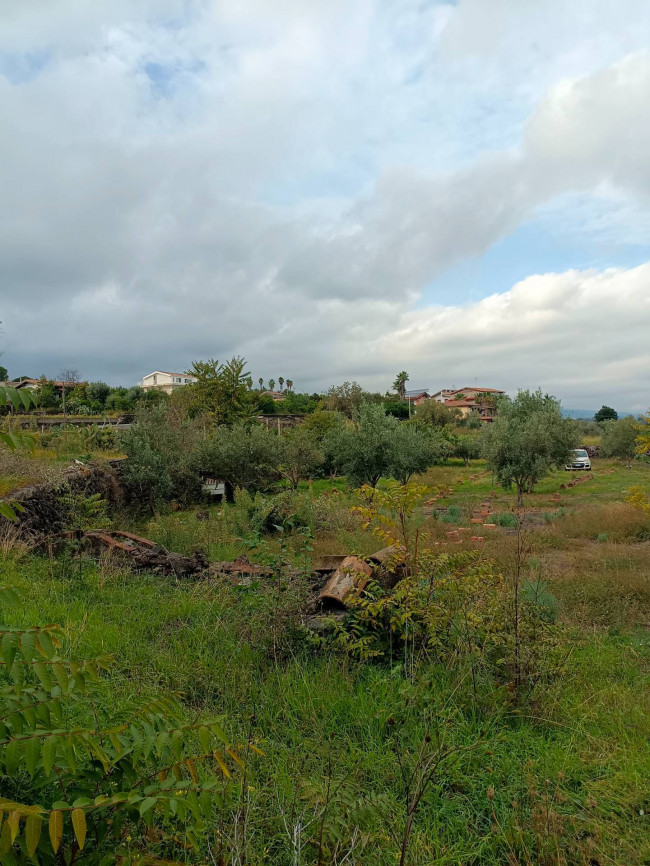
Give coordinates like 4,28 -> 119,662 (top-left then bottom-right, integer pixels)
140,371 -> 197,394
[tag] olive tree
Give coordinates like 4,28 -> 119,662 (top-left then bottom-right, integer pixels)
323,381 -> 367,418
600,416 -> 639,467
119,403 -> 202,510
453,434 -> 481,465
326,403 -> 448,487
278,426 -> 324,488
414,399 -> 454,427
482,389 -> 578,506
325,403 -> 397,487
389,423 -> 451,483
191,422 -> 283,494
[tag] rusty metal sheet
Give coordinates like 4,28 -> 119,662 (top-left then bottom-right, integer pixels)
102,530 -> 159,548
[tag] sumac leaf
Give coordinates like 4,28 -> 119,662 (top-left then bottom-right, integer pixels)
71,808 -> 86,850
49,810 -> 63,853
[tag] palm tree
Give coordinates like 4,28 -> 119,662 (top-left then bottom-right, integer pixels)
393,371 -> 409,401
286,379 -> 293,392
278,377 -> 284,392
268,378 -> 275,391
258,377 -> 264,391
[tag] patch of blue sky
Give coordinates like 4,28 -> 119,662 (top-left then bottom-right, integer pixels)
418,198 -> 650,308
0,51 -> 50,84
256,159 -> 376,211
142,58 -> 205,98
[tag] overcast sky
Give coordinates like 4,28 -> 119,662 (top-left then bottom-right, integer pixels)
1,1 -> 649,410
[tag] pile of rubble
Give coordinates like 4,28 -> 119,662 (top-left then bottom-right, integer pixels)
35,530 -> 209,577
5,461 -> 122,538
32,523 -> 406,612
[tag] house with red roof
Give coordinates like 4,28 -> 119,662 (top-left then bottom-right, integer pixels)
431,386 -> 505,423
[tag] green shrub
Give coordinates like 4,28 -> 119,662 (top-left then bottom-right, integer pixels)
440,505 -> 463,524
494,513 -> 518,528
325,403 -> 448,487
120,404 -> 203,510
521,579 -> 559,624
0,584 -> 247,863
191,423 -> 283,495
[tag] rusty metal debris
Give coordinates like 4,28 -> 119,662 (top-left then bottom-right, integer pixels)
31,517 -> 407,607
35,529 -> 208,577
209,555 -> 272,579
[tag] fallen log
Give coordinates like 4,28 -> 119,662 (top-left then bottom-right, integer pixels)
317,555 -> 373,608
367,545 -> 405,568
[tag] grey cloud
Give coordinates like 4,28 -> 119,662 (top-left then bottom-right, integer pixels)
1,1 -> 650,407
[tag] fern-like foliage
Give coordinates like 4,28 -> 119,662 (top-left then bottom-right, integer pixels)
0,584 -> 253,863
0,387 -> 36,522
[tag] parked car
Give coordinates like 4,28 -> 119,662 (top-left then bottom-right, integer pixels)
565,448 -> 591,471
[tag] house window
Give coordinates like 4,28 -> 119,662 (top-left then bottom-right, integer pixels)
153,375 -> 157,384
173,377 -> 181,383
184,378 -> 192,384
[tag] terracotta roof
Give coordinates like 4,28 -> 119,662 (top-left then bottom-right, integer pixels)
14,378 -> 78,388
445,399 -> 475,407
451,387 -> 504,394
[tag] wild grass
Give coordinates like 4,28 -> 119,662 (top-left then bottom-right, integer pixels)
1,454 -> 649,863
3,549 -> 648,865
547,502 -> 650,542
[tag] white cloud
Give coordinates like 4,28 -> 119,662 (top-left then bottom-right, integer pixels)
1,1 -> 650,412
376,264 -> 650,410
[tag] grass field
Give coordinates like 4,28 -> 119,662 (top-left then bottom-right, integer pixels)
1,456 -> 649,864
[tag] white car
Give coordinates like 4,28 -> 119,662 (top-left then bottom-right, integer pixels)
565,448 -> 591,471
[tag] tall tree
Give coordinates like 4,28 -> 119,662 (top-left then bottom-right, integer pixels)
482,389 -> 578,506
278,426 -> 324,488
326,402 -> 447,487
59,368 -> 82,417
594,405 -> 618,422
278,377 -> 284,392
600,416 -> 640,468
286,379 -> 293,392
324,381 -> 367,418
268,378 -> 275,391
392,371 -> 409,401
258,377 -> 264,391
185,357 -> 255,425
60,367 -> 82,385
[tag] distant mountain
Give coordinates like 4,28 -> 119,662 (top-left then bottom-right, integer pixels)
561,408 -> 639,420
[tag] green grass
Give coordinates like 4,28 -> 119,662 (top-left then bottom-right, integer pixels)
2,551 -> 648,864
2,455 -> 649,863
